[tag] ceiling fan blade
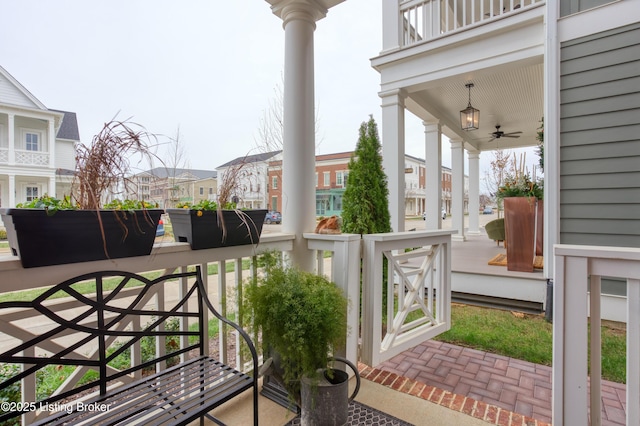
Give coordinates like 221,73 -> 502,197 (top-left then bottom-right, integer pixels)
502,134 -> 521,138
504,131 -> 523,136
488,137 -> 496,142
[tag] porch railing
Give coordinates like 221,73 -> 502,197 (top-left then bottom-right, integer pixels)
396,0 -> 544,47
553,244 -> 640,426
0,229 -> 453,412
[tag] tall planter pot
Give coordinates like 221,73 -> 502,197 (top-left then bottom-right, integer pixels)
0,208 -> 162,268
503,197 -> 537,272
167,209 -> 267,249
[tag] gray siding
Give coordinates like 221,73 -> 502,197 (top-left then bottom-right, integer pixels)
560,0 -> 617,17
559,22 -> 640,249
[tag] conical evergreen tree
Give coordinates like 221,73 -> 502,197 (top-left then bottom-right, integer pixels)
342,116 -> 391,234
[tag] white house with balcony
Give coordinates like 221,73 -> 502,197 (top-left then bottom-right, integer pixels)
216,151 -> 282,209
0,65 -> 79,211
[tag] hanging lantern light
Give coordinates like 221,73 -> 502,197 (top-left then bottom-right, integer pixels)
460,83 -> 480,131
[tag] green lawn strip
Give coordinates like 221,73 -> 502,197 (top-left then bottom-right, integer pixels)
0,259 -> 253,303
434,304 -> 626,383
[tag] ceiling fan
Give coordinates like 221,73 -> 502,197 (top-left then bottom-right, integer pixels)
488,125 -> 522,142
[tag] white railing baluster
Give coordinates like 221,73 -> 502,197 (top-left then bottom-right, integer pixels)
628,278 -> 640,425
234,258 -> 243,368
590,275 -> 602,425
217,260 -> 228,365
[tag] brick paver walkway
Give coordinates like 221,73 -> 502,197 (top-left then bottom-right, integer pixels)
366,340 -> 627,425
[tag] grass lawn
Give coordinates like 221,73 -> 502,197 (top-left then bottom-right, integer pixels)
435,303 -> 627,383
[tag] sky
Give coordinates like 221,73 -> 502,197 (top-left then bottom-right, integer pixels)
1,0 -> 536,192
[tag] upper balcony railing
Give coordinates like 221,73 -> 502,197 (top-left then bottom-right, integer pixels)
0,147 -> 50,166
553,244 -> 640,426
394,0 -> 544,48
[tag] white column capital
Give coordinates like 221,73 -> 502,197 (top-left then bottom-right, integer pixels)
449,138 -> 464,149
467,151 -> 480,160
269,0 -> 327,27
422,120 -> 441,133
379,88 -> 407,105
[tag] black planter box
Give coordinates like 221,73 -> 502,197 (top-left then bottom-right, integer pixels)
0,208 -> 163,268
167,209 -> 267,250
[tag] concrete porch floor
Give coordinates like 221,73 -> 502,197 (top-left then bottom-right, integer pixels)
202,373 -> 492,426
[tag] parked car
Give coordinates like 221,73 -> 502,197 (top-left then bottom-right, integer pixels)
264,211 -> 282,224
483,207 -> 494,214
422,209 -> 447,220
156,219 -> 165,237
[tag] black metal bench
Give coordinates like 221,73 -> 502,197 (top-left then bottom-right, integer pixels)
0,266 -> 258,425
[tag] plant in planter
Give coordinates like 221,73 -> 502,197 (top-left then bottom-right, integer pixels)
0,118 -> 163,268
167,157 -> 267,249
497,153 -> 543,272
243,253 -> 359,425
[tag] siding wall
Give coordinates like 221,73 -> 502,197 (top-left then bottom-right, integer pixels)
559,22 -> 640,249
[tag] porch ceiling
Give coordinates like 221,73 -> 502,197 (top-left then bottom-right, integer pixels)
372,3 -> 545,153
405,61 -> 544,153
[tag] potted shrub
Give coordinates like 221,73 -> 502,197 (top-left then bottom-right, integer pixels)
497,154 -> 543,272
167,157 -> 267,249
243,253 -> 359,425
0,118 -> 163,268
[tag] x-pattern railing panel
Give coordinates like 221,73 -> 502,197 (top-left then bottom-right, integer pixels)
361,230 -> 453,366
382,246 -> 441,352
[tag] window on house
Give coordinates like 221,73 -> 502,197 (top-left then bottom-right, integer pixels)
272,176 -> 278,189
26,133 -> 39,151
209,187 -> 213,195
336,171 -> 343,187
315,172 -> 318,187
199,187 -> 204,195
334,194 -> 343,211
26,186 -> 38,202
323,172 -> 330,187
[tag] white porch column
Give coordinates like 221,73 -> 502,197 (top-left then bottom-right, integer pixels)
380,89 -> 406,232
467,150 -> 480,234
450,138 -> 466,241
8,174 -> 15,207
8,114 -> 15,165
48,118 -> 56,169
270,0 -> 327,272
49,176 -> 56,197
424,120 -> 442,230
